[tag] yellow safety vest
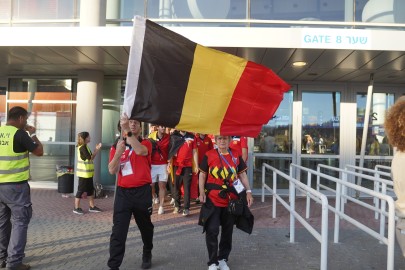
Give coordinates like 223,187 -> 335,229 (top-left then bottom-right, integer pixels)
0,125 -> 30,183
77,145 -> 94,178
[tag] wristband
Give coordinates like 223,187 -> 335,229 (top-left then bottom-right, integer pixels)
30,133 -> 36,138
246,189 -> 252,193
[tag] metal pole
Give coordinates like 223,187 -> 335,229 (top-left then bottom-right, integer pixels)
273,171 -> 277,218
320,195 -> 329,270
357,73 -> 374,196
262,163 -> 265,202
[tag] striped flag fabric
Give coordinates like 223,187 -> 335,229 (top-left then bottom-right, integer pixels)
123,16 -> 290,137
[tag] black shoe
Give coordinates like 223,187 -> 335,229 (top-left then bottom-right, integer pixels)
6,263 -> 30,270
1,260 -> 5,268
141,254 -> 152,269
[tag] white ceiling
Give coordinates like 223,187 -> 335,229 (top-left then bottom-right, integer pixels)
0,26 -> 404,84
1,45 -> 405,84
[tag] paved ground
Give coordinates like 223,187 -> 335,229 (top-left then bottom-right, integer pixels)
20,188 -> 405,270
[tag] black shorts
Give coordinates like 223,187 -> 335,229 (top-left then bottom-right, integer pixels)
77,177 -> 94,196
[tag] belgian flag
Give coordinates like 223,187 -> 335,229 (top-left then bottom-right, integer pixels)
124,16 -> 290,137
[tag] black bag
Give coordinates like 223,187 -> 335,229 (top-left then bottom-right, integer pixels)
228,199 -> 244,216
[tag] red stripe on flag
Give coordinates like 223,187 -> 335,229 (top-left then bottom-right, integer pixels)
220,61 -> 290,137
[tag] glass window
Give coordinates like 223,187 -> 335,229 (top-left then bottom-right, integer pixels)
143,0 -> 245,20
0,0 -> 12,21
120,0 -> 145,25
253,156 -> 292,189
6,77 -> 77,184
11,0 -> 78,20
356,93 -> 395,156
301,157 -> 339,189
302,91 -> 340,155
254,91 -> 293,154
6,103 -> 75,144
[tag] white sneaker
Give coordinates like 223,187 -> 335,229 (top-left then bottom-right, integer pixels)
173,207 -> 180,214
153,196 -> 159,204
170,198 -> 175,205
218,259 -> 230,270
208,263 -> 218,270
158,206 -> 164,215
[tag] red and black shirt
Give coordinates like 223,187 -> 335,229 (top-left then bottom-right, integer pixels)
199,149 -> 247,207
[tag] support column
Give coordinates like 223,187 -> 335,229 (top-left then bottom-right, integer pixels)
80,0 -> 107,26
106,0 -> 121,26
101,79 -> 121,186
75,70 -> 104,193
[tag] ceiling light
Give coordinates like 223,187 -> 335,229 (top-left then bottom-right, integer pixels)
292,61 -> 307,67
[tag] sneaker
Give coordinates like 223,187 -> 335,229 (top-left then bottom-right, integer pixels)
173,207 -> 180,214
182,209 -> 189,216
208,264 -> 218,270
153,197 -> 160,205
170,198 -> 175,205
73,208 -> 84,215
158,206 -> 164,215
218,259 -> 230,270
141,254 -> 152,269
89,206 -> 102,213
6,263 -> 30,270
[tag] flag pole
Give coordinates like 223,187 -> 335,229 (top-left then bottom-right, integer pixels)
356,73 -> 374,197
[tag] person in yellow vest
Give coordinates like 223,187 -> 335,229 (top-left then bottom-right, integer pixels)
73,131 -> 102,215
0,106 -> 43,270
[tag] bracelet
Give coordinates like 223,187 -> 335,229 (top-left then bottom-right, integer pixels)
246,189 -> 252,193
30,133 -> 36,138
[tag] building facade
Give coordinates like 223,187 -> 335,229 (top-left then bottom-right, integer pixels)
0,0 -> 404,192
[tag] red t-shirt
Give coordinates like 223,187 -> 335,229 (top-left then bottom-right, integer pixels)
174,133 -> 196,167
148,132 -> 170,165
109,139 -> 152,188
195,134 -> 214,164
199,149 -> 247,207
207,134 -> 216,148
229,136 -> 248,159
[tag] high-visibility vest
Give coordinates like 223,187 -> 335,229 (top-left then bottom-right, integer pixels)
0,125 -> 30,183
77,145 -> 94,178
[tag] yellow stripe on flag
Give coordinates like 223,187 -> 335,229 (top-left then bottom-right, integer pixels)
176,45 -> 247,134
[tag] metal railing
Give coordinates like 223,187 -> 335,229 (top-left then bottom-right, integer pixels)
345,164 -> 394,219
290,163 -> 396,270
318,164 -> 394,239
261,163 -> 329,270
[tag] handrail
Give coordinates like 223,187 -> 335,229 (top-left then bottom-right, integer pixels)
345,164 -> 394,219
318,163 -> 393,239
291,163 -> 396,270
375,164 -> 392,173
262,163 -> 328,270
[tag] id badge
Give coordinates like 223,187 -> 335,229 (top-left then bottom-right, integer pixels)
233,178 -> 245,194
121,161 -> 133,176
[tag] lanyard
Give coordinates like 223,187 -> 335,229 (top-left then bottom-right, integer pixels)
121,147 -> 133,163
217,149 -> 237,178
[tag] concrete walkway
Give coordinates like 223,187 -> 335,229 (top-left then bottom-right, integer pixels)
22,188 -> 405,270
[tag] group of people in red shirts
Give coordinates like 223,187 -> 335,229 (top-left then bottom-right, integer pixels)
106,114 -> 250,270
147,125 -> 248,217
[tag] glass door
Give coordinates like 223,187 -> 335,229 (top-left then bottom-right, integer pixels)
250,90 -> 294,190
298,89 -> 342,189
6,78 -> 77,182
355,91 -> 396,188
